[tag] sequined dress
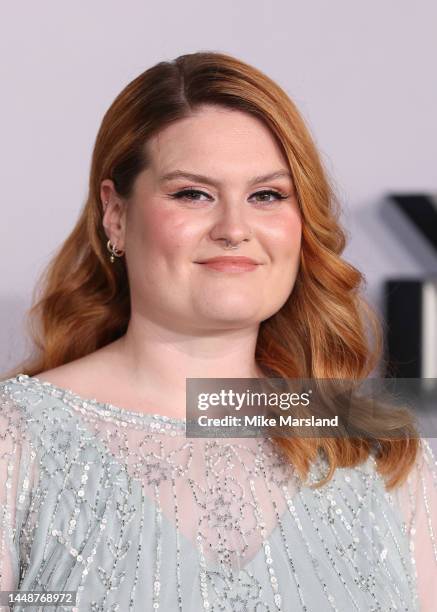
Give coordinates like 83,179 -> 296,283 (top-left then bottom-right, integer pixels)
0,374 -> 436,611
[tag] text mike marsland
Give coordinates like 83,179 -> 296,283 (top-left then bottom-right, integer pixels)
197,414 -> 339,427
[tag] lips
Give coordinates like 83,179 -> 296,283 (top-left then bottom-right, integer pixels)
195,256 -> 262,273
196,256 -> 260,265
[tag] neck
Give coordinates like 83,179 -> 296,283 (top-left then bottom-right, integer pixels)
108,312 -> 263,402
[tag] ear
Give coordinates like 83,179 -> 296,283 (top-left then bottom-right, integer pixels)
100,179 -> 127,250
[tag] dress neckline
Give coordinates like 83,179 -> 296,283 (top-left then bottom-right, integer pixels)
12,373 -> 187,430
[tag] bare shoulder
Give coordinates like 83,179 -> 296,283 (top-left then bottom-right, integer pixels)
36,360 -> 91,386
35,342 -> 121,395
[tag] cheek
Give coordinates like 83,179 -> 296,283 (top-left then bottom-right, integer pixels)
132,205 -> 197,257
263,210 -> 302,259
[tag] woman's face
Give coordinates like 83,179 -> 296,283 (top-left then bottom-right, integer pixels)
102,105 -> 302,332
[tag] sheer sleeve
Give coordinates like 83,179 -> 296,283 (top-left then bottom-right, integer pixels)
0,383 -> 37,610
391,438 -> 437,611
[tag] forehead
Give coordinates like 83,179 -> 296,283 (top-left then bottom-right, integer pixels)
145,106 -> 288,175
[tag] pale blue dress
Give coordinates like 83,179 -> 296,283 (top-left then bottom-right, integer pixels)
0,374 -> 436,611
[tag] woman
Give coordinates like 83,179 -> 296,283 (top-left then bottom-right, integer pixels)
0,51 -> 436,611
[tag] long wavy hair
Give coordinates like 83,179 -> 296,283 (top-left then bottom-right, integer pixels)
4,50 -> 419,489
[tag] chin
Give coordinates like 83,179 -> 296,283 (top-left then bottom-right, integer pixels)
201,308 -> 262,324
193,294 -> 267,323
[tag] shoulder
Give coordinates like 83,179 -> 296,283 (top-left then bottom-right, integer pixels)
0,374 -> 122,495
389,438 -> 437,523
388,439 -> 437,608
0,350 -> 109,414
0,374 -> 89,456
26,357 -> 101,391
392,438 -> 437,494
0,378 -> 30,487
24,346 -> 122,400
0,375 -> 30,431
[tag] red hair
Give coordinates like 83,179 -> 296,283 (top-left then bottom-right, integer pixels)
4,51 -> 419,490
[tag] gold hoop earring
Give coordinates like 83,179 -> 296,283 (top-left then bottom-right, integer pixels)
106,239 -> 125,263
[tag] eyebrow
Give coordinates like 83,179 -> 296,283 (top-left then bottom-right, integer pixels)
159,169 -> 293,187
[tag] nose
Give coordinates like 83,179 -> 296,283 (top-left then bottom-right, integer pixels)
209,199 -> 253,245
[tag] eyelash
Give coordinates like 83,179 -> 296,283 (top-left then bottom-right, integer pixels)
170,188 -> 289,205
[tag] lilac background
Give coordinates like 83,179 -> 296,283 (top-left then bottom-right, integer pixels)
1,2 -> 436,452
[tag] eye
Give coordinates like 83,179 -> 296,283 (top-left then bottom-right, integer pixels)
170,189 -> 211,202
170,188 -> 288,204
250,190 -> 288,204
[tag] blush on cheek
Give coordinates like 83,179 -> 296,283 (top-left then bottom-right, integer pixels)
135,206 -> 174,245
144,211 -> 192,255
